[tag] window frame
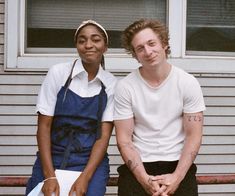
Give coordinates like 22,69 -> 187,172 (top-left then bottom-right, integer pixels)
4,0 -> 235,73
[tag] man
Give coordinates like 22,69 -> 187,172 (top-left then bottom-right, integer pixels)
114,19 -> 206,196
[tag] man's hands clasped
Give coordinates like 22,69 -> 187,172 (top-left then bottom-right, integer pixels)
144,172 -> 181,196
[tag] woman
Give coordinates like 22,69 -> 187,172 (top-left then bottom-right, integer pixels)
26,20 -> 117,196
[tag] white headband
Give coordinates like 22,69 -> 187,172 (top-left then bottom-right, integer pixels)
74,20 -> 108,44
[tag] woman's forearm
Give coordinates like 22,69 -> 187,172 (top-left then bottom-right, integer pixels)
37,114 -> 55,178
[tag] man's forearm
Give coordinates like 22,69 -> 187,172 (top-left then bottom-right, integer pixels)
118,142 -> 149,184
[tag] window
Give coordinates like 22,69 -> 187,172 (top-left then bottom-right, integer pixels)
186,0 -> 235,56
26,0 -> 166,53
5,0 -> 235,72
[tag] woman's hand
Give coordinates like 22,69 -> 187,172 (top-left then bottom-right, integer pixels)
42,178 -> 59,196
69,173 -> 89,196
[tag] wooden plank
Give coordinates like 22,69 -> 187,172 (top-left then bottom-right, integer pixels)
198,184 -> 235,193
0,136 -> 37,145
204,116 -> 235,126
0,55 -> 4,65
0,105 -> 36,115
0,155 -> 123,166
199,145 -> 235,154
106,186 -> 118,195
0,14 -> 3,23
0,166 -> 33,175
0,95 -> 37,105
0,156 -> 36,165
110,164 -> 235,176
0,146 -> 38,155
0,124 -> 233,137
0,3 -> 4,14
195,155 -> 235,164
204,97 -> 235,106
197,165 -> 235,174
0,126 -> 37,135
203,126 -> 235,135
0,45 -> 3,55
0,144 -> 233,157
205,107 -> 235,116
202,87 -> 235,96
0,34 -> 3,44
0,85 -> 40,95
0,116 -> 37,125
1,154 -> 234,166
0,143 -> 233,156
0,74 -> 45,85
0,187 -> 26,196
198,77 -> 235,87
202,135 -> 235,145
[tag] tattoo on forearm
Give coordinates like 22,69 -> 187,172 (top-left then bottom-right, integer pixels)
127,160 -> 139,172
187,115 -> 202,122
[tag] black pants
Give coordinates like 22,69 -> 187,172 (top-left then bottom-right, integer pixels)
117,161 -> 198,196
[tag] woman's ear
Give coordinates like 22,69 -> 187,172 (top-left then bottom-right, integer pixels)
103,45 -> 108,53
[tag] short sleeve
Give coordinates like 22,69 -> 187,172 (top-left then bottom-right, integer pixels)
183,76 -> 206,113
114,80 -> 134,120
36,65 -> 63,116
101,77 -> 117,122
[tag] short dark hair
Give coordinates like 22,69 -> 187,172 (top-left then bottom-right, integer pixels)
122,19 -> 171,58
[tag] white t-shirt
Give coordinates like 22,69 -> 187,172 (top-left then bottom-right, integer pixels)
114,66 -> 206,162
36,60 -> 117,122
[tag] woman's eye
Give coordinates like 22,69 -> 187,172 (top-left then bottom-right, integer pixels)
93,39 -> 101,42
77,39 -> 85,44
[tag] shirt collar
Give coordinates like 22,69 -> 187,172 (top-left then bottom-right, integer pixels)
71,59 -> 108,88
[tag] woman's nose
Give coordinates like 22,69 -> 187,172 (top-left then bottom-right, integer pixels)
85,39 -> 93,48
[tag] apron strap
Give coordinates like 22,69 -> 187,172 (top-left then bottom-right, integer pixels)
60,129 -> 75,169
96,82 -> 106,139
62,59 -> 78,102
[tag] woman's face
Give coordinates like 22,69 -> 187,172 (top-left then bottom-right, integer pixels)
75,25 -> 107,66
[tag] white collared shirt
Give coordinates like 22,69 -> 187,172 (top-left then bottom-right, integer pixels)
36,59 -> 117,122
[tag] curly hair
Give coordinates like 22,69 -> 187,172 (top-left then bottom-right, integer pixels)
121,19 -> 171,58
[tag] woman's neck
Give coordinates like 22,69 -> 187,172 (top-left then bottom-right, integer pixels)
82,62 -> 100,81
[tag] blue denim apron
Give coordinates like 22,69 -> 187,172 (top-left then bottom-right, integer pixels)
26,60 -> 110,196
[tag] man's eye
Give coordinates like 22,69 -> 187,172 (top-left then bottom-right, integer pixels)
149,41 -> 156,46
136,47 -> 144,53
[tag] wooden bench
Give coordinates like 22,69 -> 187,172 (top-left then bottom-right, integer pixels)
1,174 -> 235,187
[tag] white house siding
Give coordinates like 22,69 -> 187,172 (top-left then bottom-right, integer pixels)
0,72 -> 235,196
0,1 -> 235,196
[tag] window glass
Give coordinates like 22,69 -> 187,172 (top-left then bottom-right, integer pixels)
26,0 -> 166,53
186,0 -> 235,55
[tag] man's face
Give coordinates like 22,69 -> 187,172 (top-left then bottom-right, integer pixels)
131,28 -> 167,68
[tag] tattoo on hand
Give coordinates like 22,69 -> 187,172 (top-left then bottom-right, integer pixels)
127,160 -> 138,172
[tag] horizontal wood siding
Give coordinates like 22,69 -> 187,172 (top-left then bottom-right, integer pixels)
0,72 -> 235,195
